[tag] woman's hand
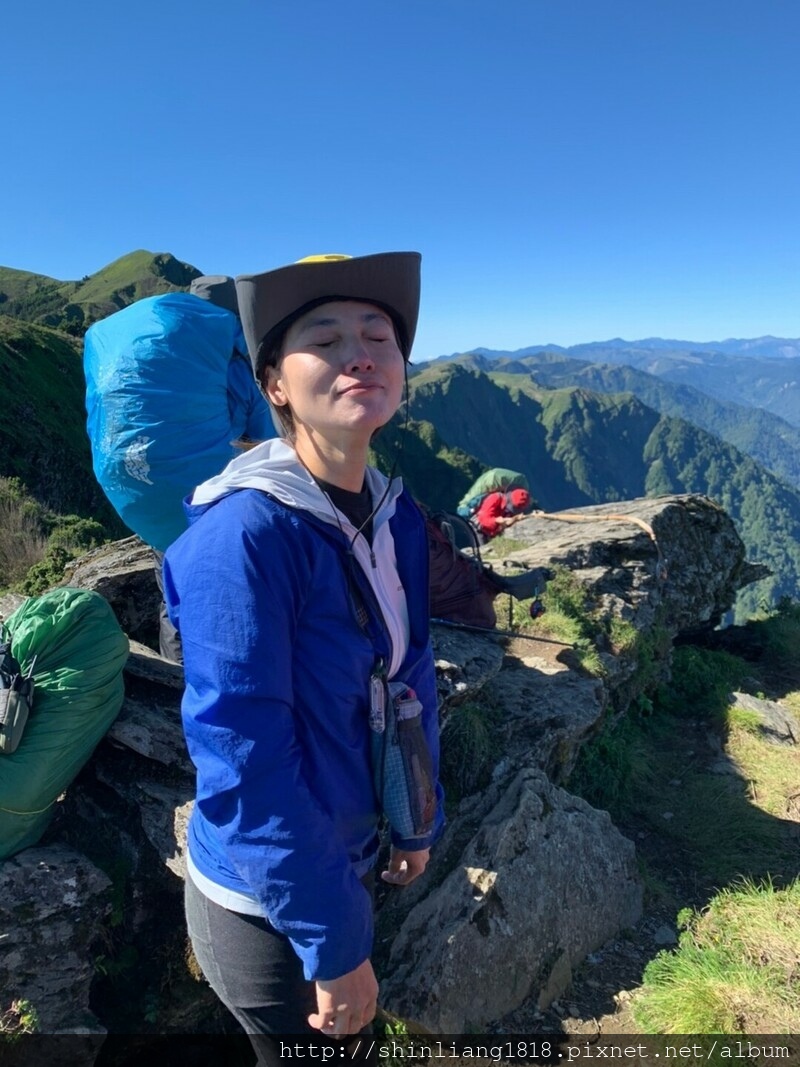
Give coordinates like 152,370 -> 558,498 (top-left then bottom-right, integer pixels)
497,512 -> 524,529
308,958 -> 379,1036
307,849 -> 430,1035
381,846 -> 430,886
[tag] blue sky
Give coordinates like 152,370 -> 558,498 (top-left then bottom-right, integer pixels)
3,0 -> 799,359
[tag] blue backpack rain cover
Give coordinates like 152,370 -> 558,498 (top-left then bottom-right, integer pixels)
84,293 -> 274,551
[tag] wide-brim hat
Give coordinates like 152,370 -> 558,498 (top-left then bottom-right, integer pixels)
235,252 -> 421,375
189,275 -> 239,316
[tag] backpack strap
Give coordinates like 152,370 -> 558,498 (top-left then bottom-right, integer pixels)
0,641 -> 35,755
431,510 -> 485,564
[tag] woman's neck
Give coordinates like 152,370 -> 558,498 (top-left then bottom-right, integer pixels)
293,432 -> 368,493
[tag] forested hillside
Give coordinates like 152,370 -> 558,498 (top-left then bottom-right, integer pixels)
441,352 -> 800,491
409,363 -> 800,617
370,417 -> 484,511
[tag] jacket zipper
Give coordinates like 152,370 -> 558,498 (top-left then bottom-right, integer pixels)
350,530 -> 407,678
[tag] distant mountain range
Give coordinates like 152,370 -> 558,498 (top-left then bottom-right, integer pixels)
437,339 -> 800,428
456,335 -> 800,360
2,249 -> 799,619
408,362 -> 800,618
437,352 -> 800,494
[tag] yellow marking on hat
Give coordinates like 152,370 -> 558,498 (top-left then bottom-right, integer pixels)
295,254 -> 352,264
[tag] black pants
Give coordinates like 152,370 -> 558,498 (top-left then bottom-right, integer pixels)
185,876 -> 376,1067
152,549 -> 183,664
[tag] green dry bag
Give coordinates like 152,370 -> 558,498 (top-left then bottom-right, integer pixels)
0,588 -> 129,859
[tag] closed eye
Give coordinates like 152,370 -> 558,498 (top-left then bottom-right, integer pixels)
307,332 -> 392,347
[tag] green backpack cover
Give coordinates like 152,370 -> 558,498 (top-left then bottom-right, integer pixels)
0,587 -> 129,859
456,468 -> 529,519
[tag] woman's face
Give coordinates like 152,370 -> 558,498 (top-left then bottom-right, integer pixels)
265,300 -> 405,448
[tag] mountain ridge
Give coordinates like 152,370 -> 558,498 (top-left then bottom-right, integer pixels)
433,339 -> 800,428
449,335 -> 800,360
0,250 -> 201,337
433,352 -> 800,493
2,247 -> 799,620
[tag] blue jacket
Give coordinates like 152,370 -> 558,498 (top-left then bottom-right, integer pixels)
163,441 -> 443,981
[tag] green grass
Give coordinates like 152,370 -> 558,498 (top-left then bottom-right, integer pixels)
70,249 -> 166,303
567,710 -> 643,811
438,694 -> 504,805
633,879 -> 800,1034
580,715 -> 792,888
567,610 -> 800,1037
510,566 -> 607,676
608,616 -> 638,652
480,535 -> 529,560
725,704 -> 764,734
721,709 -> 800,826
0,318 -> 123,525
758,597 -> 800,688
570,640 -> 798,888
0,477 -> 109,594
656,645 -> 749,720
655,771 -> 794,887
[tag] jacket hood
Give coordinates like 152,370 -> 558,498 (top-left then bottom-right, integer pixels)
187,438 -> 403,533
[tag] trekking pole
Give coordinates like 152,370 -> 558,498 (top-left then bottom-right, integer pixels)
529,510 -> 668,583
430,617 -> 568,644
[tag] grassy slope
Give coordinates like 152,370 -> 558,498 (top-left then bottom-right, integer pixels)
74,250 -> 199,309
0,250 -> 200,335
0,267 -> 63,300
0,315 -> 119,526
0,250 -> 204,535
561,605 -> 800,1037
634,644 -> 800,1034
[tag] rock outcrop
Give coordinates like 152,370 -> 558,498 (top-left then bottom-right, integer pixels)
0,846 -> 111,1064
502,494 -> 769,634
0,494 -> 764,1043
381,770 -> 641,1032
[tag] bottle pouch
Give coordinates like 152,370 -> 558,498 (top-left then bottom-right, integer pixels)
370,673 -> 437,840
0,641 -> 35,755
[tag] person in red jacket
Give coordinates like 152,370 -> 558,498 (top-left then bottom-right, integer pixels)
473,487 -> 532,541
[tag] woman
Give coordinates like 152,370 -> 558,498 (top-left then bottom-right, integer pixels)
473,487 -> 532,542
163,252 -> 443,1058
